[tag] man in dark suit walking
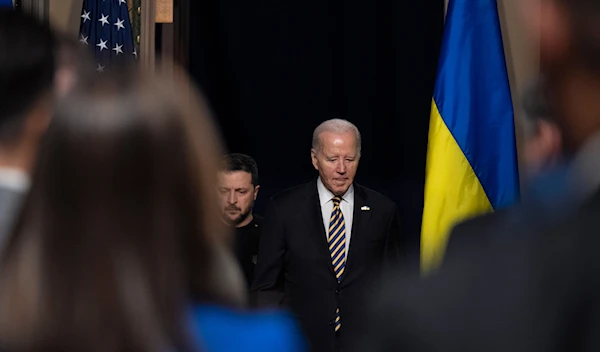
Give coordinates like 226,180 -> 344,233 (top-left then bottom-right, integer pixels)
252,118 -> 402,352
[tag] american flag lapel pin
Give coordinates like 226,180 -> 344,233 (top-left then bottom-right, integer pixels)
360,206 -> 370,211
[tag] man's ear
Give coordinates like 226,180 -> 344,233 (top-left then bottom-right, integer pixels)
25,94 -> 53,137
542,121 -> 563,159
253,185 -> 260,201
311,149 -> 319,170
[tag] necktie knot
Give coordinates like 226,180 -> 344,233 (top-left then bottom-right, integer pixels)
332,196 -> 342,206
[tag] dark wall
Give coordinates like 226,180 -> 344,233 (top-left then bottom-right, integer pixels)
189,0 -> 444,254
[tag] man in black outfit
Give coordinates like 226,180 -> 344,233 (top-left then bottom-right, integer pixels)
252,119 -> 403,352
217,153 -> 262,289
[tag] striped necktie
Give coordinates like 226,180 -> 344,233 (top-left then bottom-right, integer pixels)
328,196 -> 346,332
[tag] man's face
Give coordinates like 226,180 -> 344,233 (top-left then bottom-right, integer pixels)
311,131 -> 360,196
217,171 -> 259,227
519,0 -> 591,151
518,0 -> 569,69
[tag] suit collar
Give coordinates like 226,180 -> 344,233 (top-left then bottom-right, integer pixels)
342,182 -> 371,283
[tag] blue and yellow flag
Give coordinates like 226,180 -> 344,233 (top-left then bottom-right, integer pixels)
421,0 -> 519,272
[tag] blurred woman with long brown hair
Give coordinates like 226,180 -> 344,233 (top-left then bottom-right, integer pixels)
0,67 -> 304,352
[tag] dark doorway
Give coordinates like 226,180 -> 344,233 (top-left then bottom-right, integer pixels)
188,0 -> 444,256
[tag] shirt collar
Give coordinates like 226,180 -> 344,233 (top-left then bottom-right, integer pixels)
317,177 -> 354,206
0,167 -> 30,192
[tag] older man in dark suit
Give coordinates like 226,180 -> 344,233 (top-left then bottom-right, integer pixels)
252,118 -> 403,352
0,10 -> 56,246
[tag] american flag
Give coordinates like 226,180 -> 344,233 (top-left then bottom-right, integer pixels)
78,0 -> 136,73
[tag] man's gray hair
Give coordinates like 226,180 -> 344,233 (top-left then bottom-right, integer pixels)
312,118 -> 361,155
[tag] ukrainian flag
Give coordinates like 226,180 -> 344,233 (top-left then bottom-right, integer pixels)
421,0 -> 519,272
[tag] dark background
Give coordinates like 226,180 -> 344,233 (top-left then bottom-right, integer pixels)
188,0 -> 445,254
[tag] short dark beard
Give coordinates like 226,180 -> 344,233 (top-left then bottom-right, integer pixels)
224,208 -> 253,227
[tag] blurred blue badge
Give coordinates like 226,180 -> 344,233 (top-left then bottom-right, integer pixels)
519,162 -> 581,225
527,166 -> 571,204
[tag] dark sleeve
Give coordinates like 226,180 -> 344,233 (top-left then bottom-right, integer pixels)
384,205 -> 403,268
444,213 -> 498,265
444,222 -> 470,263
251,198 -> 286,307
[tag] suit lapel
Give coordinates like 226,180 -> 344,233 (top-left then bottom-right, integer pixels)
303,180 -> 336,277
343,184 -> 371,282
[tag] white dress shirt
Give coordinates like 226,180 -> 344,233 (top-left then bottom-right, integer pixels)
0,167 -> 29,193
317,177 -> 354,255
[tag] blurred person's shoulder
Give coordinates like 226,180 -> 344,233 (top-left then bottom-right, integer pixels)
445,207 -> 514,261
451,208 -> 511,234
359,201 -> 600,352
190,304 -> 306,352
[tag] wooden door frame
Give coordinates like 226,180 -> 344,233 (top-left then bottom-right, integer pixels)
140,0 -> 156,73
158,0 -> 190,69
139,0 -> 189,75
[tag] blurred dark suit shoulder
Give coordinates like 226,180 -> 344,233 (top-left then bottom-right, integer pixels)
357,189 -> 600,352
444,208 -> 512,263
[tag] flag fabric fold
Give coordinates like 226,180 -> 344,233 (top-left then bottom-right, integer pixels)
421,0 -> 519,272
79,0 -> 136,73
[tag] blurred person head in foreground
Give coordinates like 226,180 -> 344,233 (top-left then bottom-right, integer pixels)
517,0 -> 600,202
0,9 -> 55,179
53,33 -> 95,98
521,76 -> 562,178
0,66 -> 248,351
520,0 -> 600,155
0,9 -> 55,252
